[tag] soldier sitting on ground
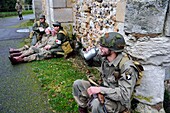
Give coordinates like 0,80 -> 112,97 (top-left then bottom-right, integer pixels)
30,14 -> 49,46
9,27 -> 53,57
9,21 -> 68,65
72,32 -> 139,113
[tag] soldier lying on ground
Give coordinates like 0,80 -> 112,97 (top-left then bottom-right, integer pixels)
30,14 -> 49,46
9,27 -> 53,55
8,21 -> 68,65
73,32 -> 139,113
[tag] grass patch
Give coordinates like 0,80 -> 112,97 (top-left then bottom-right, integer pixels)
0,10 -> 33,18
30,57 -> 90,113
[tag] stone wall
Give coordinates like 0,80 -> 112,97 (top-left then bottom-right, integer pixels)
73,0 -> 170,112
32,0 -> 42,20
33,0 -> 74,28
44,0 -> 74,27
72,0 -> 125,48
124,0 -> 170,112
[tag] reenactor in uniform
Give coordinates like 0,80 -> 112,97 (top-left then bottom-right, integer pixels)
72,32 -> 138,113
15,1 -> 23,20
9,27 -> 52,57
31,14 -> 49,46
9,21 -> 67,64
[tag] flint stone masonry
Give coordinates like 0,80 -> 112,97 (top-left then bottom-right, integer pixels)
73,0 -> 121,48
165,1 -> 170,36
124,0 -> 169,35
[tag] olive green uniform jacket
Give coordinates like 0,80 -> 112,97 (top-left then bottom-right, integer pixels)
73,53 -> 138,113
23,29 -> 67,62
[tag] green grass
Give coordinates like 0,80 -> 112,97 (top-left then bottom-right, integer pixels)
0,10 -> 33,18
30,57 -> 88,113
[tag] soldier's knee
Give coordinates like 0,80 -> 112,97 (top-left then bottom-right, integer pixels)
73,80 -> 82,88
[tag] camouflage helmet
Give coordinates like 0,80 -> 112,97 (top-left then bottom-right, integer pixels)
39,14 -> 45,19
100,32 -> 126,52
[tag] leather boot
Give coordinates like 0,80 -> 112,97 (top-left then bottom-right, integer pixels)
9,56 -> 24,65
10,52 -> 22,57
78,106 -> 88,113
9,48 -> 21,54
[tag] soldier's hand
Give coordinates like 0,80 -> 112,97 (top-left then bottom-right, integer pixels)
44,45 -> 51,50
87,86 -> 100,96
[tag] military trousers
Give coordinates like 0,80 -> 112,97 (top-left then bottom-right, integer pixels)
22,47 -> 51,62
73,80 -> 126,113
22,46 -> 63,62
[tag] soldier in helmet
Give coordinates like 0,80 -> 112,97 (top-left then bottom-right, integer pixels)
31,14 -> 49,46
9,21 -> 68,65
72,32 -> 138,113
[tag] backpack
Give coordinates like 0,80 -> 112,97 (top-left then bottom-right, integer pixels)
119,53 -> 144,86
59,29 -> 73,56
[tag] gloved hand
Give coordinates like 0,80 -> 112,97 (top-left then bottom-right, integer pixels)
87,86 -> 100,96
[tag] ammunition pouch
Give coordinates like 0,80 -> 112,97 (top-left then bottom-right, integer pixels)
61,41 -> 73,55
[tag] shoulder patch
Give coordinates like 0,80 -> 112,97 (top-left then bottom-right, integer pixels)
125,68 -> 132,80
126,74 -> 132,80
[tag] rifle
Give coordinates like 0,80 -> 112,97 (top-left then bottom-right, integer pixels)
87,76 -> 108,113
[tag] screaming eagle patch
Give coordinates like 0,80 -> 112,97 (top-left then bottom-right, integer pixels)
125,69 -> 132,80
126,74 -> 132,80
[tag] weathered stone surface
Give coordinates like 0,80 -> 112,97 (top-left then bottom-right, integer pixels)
134,65 -> 165,105
32,0 -> 42,20
50,8 -> 73,23
126,36 -> 170,66
125,36 -> 170,106
165,1 -> 170,36
165,67 -> 170,80
124,0 -> 169,35
133,102 -> 165,113
67,0 -> 74,8
49,0 -> 66,8
116,0 -> 126,22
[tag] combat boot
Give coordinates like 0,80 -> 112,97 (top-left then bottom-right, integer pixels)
78,106 -> 88,113
9,45 -> 29,53
10,52 -> 22,57
9,48 -> 21,54
9,56 -> 24,65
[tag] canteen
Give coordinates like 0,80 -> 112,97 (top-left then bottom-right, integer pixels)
83,47 -> 99,60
